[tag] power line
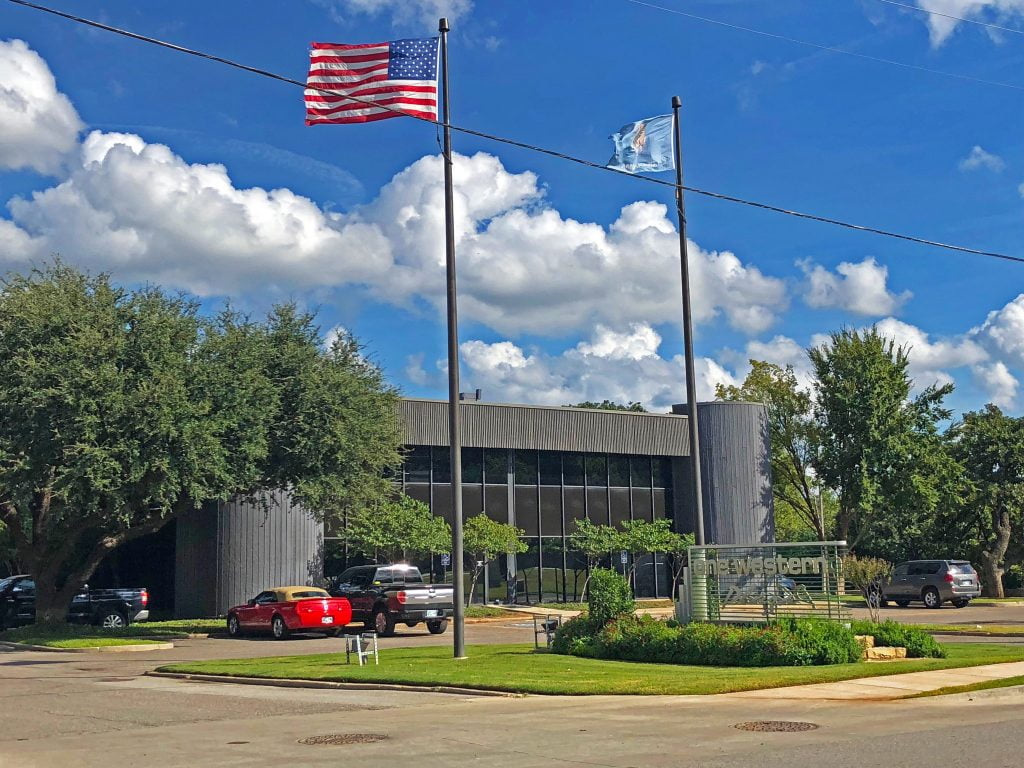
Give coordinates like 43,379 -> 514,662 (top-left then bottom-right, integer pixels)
624,0 -> 1024,92
876,0 -> 1024,38
7,0 -> 1024,265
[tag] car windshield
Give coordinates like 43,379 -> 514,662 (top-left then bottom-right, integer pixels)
0,577 -> 13,592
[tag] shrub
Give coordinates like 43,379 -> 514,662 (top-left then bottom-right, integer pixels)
1004,564 -> 1023,591
552,615 -> 863,667
587,568 -> 635,626
850,620 -> 945,659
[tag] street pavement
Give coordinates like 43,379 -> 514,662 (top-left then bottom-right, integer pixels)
3,610 -> 1024,767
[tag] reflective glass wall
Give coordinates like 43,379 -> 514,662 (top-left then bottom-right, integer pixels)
383,445 -> 675,602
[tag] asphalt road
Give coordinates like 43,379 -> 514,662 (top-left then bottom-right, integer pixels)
3,610 -> 1024,767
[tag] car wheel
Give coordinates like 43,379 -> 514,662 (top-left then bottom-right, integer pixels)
98,610 -> 127,629
952,598 -> 970,608
895,600 -> 910,608
271,614 -> 290,640
373,609 -> 395,637
922,587 -> 942,609
427,619 -> 448,635
227,613 -> 242,637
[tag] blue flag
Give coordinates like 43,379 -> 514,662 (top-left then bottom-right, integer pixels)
606,114 -> 675,173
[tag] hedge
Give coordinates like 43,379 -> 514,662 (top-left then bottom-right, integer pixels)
850,619 -> 946,658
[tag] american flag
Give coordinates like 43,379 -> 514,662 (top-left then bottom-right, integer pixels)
305,37 -> 439,125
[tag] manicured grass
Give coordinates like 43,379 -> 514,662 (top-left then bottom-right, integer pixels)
19,636 -> 166,649
139,618 -> 224,634
2,622 -> 193,645
464,606 -> 519,619
915,624 -> 1024,636
157,642 -> 1024,696
907,675 -> 1024,698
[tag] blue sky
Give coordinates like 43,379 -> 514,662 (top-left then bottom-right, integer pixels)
2,0 -> 1024,416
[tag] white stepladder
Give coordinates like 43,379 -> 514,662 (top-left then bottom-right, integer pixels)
345,631 -> 379,666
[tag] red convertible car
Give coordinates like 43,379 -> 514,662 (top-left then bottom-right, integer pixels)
226,586 -> 353,639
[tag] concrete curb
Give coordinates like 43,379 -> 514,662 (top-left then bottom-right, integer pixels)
145,670 -> 525,697
0,640 -> 174,653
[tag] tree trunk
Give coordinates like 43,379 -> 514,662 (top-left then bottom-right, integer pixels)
980,550 -> 1005,598
466,567 -> 481,607
981,507 -> 1012,598
31,571 -> 83,626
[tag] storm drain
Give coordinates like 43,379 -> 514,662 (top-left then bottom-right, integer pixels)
298,733 -> 389,746
734,721 -> 819,733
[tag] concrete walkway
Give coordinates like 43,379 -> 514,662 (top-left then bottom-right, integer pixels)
725,660 -> 1024,700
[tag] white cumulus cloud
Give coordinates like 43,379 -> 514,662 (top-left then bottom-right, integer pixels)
875,317 -> 988,389
913,1 -> 1024,47
973,293 -> 1024,367
458,323 -> 737,410
959,145 -> 1005,172
972,361 -> 1019,408
0,39 -> 82,174
800,257 -> 912,316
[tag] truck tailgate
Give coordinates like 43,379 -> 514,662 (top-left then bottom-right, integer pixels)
399,585 -> 454,609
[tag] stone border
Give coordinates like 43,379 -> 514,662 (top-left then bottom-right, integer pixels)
0,639 -> 174,653
146,670 -> 524,697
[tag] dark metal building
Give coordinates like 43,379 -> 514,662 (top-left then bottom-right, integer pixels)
171,398 -> 774,617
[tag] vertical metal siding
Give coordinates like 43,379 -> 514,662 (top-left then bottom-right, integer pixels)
673,402 -> 775,545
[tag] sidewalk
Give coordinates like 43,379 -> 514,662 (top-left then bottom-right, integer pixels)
724,660 -> 1024,700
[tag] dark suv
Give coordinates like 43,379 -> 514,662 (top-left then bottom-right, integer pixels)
881,560 -> 981,609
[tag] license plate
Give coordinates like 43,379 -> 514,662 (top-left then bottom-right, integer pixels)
321,616 -> 334,624
425,610 -> 439,618
961,580 -> 973,586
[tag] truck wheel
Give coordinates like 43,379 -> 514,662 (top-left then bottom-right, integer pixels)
373,609 -> 396,637
922,587 -> 942,609
952,598 -> 970,608
227,613 -> 242,637
98,610 -> 127,629
271,614 -> 290,639
427,619 -> 448,635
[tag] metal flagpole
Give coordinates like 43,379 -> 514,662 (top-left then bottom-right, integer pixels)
671,95 -> 706,546
439,17 -> 467,659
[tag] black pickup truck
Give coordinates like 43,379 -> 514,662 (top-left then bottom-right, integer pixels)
0,575 -> 149,630
328,564 -> 453,637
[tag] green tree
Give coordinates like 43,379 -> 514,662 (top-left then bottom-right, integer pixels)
343,494 -> 451,562
565,400 -> 646,412
664,530 -> 696,600
843,555 -> 893,623
717,361 -> 830,540
0,264 -> 401,624
568,518 -> 623,597
619,518 -> 676,582
809,328 -> 954,549
463,514 -> 527,606
946,405 -> 1024,597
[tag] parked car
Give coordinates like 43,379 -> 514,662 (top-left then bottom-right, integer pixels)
0,575 -> 149,629
328,564 -> 454,637
226,586 -> 352,639
879,560 -> 981,609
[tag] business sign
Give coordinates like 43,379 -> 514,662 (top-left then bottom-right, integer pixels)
684,541 -> 850,624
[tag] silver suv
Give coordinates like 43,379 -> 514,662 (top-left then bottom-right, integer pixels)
882,560 -> 981,609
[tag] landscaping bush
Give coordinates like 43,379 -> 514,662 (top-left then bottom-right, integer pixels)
587,568 -> 635,626
553,615 -> 863,667
851,620 -> 946,658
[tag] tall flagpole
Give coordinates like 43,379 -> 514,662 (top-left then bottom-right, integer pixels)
671,95 -> 706,546
439,17 -> 467,659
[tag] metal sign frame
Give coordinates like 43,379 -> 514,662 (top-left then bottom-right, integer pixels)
685,541 -> 850,624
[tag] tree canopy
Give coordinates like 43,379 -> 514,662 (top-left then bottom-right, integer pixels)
0,263 -> 401,622
565,400 -> 647,412
343,494 -> 450,563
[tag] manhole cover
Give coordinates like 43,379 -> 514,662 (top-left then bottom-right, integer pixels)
734,721 -> 819,733
298,733 -> 388,746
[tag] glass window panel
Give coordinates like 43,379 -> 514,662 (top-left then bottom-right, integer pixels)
585,454 -> 607,487
403,446 -> 431,484
538,451 -> 561,486
610,487 -> 631,527
539,486 -> 562,537
654,457 -> 673,489
630,456 -> 652,488
631,488 -> 653,522
514,450 -> 538,484
653,488 -> 667,519
515,539 -> 540,605
462,447 -> 483,484
608,455 -> 630,487
540,538 -> 564,602
432,446 -> 451,483
432,484 -> 452,524
563,487 -> 586,527
483,485 -> 509,523
563,452 -> 585,486
514,486 -> 539,536
462,484 -> 483,520
483,448 -> 509,485
586,488 -> 609,525
405,482 -> 430,507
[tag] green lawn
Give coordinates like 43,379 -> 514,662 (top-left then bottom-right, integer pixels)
19,636 -> 167,649
157,642 -> 1024,696
907,675 -> 1024,698
1,621 -> 201,645
916,624 -> 1024,636
464,606 -> 519,619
